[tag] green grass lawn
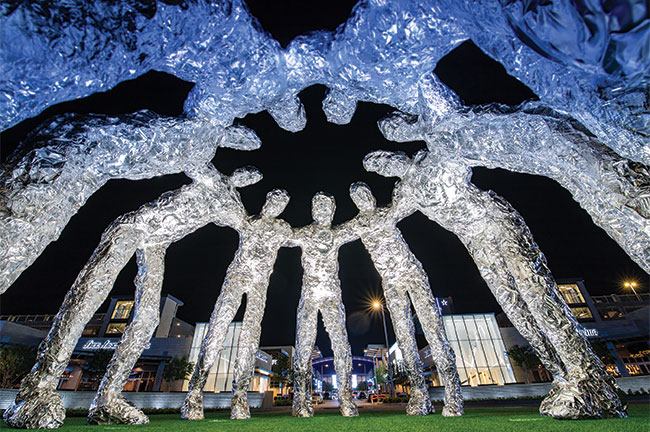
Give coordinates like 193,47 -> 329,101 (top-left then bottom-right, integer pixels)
1,405 -> 647,432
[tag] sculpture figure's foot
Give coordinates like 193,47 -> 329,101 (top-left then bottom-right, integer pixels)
338,396 -> 358,417
87,392 -> 148,425
292,398 -> 314,418
539,380 -> 562,417
441,391 -> 464,417
441,404 -> 463,417
540,377 -> 627,419
230,392 -> 251,419
181,390 -> 204,421
3,389 -> 65,429
406,388 -> 433,416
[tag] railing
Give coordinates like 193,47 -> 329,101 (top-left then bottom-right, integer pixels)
591,293 -> 649,304
0,313 -> 106,323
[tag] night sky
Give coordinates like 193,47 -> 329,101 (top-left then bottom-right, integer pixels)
0,1 -> 647,357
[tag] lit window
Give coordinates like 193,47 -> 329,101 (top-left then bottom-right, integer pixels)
558,284 -> 585,304
625,364 -> 642,375
570,307 -> 593,320
111,301 -> 134,320
106,323 -> 127,335
599,309 -> 622,320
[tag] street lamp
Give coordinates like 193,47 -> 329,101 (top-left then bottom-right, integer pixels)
624,281 -> 641,301
372,299 -> 395,397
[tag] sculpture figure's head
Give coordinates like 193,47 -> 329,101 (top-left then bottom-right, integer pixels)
229,166 -> 263,188
312,192 -> 336,226
349,182 -> 376,212
261,189 -> 290,218
362,150 -> 412,178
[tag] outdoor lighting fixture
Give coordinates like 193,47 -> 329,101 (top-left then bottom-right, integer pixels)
623,281 -> 642,301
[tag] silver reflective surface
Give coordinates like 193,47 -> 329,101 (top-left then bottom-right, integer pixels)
0,118 -> 260,295
3,164 -> 260,428
89,246 -> 166,425
181,189 -> 294,421
364,149 -> 627,419
378,109 -> 650,275
291,194 -> 359,418
347,182 -> 461,416
0,0 -> 645,427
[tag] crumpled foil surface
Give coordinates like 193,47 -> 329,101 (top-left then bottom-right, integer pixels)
364,149 -> 627,419
347,181 -> 460,416
1,0 -> 646,151
182,189 -> 293,421
378,109 -> 650,275
0,117 -> 261,294
1,0 -> 646,427
291,194 -> 358,418
88,246 -> 166,425
3,164 -> 260,429
1,0 -> 646,301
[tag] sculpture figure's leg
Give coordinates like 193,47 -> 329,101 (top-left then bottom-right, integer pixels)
88,246 -> 166,425
470,251 -> 568,414
420,186 -> 625,419
489,195 -> 625,418
181,284 -> 242,420
320,297 -> 358,417
292,294 -> 319,418
407,283 -> 464,416
382,283 -> 433,416
231,288 -> 268,419
4,226 -> 137,430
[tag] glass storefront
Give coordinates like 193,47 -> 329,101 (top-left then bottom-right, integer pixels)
111,300 -> 135,320
442,314 -> 516,386
557,284 -> 586,304
188,322 -> 242,392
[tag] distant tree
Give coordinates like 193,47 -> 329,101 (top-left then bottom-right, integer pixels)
374,364 -> 388,387
589,340 -> 617,365
507,345 -> 541,384
391,360 -> 409,386
271,354 -> 293,389
356,380 -> 368,391
84,350 -> 114,380
163,356 -> 194,389
322,381 -> 334,393
0,344 -> 37,389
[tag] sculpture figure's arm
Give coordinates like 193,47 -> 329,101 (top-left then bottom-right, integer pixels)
333,219 -> 361,245
387,192 -> 417,222
285,226 -> 304,248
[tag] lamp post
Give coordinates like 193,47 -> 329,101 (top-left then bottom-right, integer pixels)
373,300 -> 395,397
624,281 -> 641,301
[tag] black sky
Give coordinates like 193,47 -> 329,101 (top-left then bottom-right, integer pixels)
0,1 -> 647,356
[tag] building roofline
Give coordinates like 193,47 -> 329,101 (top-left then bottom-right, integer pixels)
164,294 -> 184,307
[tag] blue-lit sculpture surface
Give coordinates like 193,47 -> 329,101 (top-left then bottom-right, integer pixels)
0,0 -> 647,428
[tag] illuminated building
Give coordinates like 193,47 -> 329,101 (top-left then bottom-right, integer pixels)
499,279 -> 649,378
393,313 -> 516,389
183,322 -> 273,394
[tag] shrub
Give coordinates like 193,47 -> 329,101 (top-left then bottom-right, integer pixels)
382,396 -> 409,403
273,398 -> 293,406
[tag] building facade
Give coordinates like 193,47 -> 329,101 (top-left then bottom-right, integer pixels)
183,322 -> 273,394
393,313 -> 517,389
0,295 -> 275,394
498,279 -> 650,380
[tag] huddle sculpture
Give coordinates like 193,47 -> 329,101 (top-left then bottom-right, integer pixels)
1,0 -> 646,429
346,182 -> 462,416
291,193 -> 359,418
4,148 -> 629,429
